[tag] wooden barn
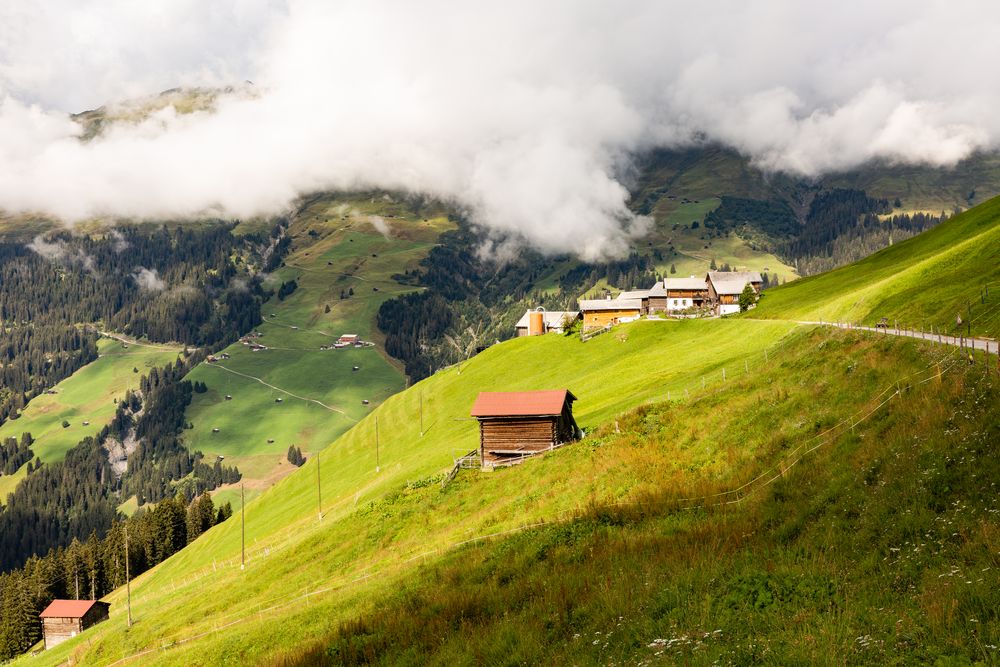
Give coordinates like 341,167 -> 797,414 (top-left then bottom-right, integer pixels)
39,599 -> 110,650
471,390 -> 580,466
578,298 -> 642,330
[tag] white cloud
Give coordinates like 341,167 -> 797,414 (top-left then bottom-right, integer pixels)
132,266 -> 165,291
27,234 -> 96,273
2,0 -> 1000,259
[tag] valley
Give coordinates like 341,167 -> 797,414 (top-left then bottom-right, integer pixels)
20,198 -> 1000,666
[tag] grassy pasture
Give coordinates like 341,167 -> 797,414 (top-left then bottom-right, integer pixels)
752,194 -> 1000,336
0,338 -> 181,503
29,319 -> 1000,665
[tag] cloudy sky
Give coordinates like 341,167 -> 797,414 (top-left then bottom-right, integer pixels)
1,0 -> 998,258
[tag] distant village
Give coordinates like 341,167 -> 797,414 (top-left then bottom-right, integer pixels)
515,270 -> 764,336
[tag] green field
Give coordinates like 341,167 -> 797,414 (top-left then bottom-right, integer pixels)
18,197 -> 1000,665
183,195 -> 454,506
753,194 -> 1000,336
0,338 -> 181,503
647,198 -> 798,283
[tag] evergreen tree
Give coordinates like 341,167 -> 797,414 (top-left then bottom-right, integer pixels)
738,283 -> 757,312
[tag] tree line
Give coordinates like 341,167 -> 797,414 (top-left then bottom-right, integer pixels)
0,325 -> 99,424
0,491 -> 232,660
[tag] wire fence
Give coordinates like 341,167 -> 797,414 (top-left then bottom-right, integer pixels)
58,299 -> 1000,667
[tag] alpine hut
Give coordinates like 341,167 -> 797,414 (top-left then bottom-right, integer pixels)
39,599 -> 110,649
471,390 -> 580,466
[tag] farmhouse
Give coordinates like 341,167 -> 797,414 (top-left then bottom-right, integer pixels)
578,298 -> 643,330
39,599 -> 110,650
615,289 -> 651,314
471,390 -> 580,466
664,276 -> 710,313
514,309 -> 581,336
706,271 -> 763,315
337,334 -> 359,345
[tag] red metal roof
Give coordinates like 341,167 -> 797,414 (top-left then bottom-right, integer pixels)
470,390 -> 575,417
39,599 -> 101,618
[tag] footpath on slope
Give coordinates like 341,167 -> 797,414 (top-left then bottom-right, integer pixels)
799,320 -> 999,355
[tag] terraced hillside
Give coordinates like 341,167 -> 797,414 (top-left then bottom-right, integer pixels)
753,194 -> 1000,336
183,195 -> 454,507
0,337 -> 181,504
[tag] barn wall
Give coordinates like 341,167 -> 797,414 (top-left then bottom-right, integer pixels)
582,309 -> 640,330
479,417 -> 556,461
43,618 -> 83,649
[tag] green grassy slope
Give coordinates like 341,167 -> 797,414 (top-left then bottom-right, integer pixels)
752,195 -> 1000,336
0,338 -> 181,503
184,195 -> 454,507
20,197 -> 1000,665
28,319 -> 999,666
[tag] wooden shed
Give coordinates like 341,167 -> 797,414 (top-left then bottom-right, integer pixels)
39,599 -> 110,649
578,298 -> 642,330
471,390 -> 580,466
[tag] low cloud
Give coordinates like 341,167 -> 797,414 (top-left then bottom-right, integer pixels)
27,234 -> 96,273
132,266 -> 165,291
27,235 -> 69,262
3,1 -> 1000,259
108,228 -> 129,253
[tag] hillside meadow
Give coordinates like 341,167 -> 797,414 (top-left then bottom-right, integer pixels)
0,338 -> 181,505
752,194 -> 1000,336
185,195 -> 454,507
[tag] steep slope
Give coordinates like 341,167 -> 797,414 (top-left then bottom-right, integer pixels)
752,194 -> 1000,335
29,318 -> 999,666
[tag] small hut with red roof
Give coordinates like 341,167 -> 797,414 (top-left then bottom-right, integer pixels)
39,599 -> 110,649
470,389 -> 580,466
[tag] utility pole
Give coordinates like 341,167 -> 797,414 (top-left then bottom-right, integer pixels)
375,416 -> 380,472
419,393 -> 424,437
316,453 -> 323,521
241,483 -> 245,570
125,524 -> 132,628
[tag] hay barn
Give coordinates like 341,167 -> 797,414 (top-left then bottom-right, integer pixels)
471,390 -> 580,466
39,599 -> 110,650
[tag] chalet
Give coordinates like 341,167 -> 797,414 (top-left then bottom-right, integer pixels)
664,276 -> 710,313
616,289 -> 651,315
39,599 -> 110,650
578,298 -> 642,331
706,271 -> 763,315
647,281 -> 668,313
471,390 -> 580,466
514,309 -> 581,336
